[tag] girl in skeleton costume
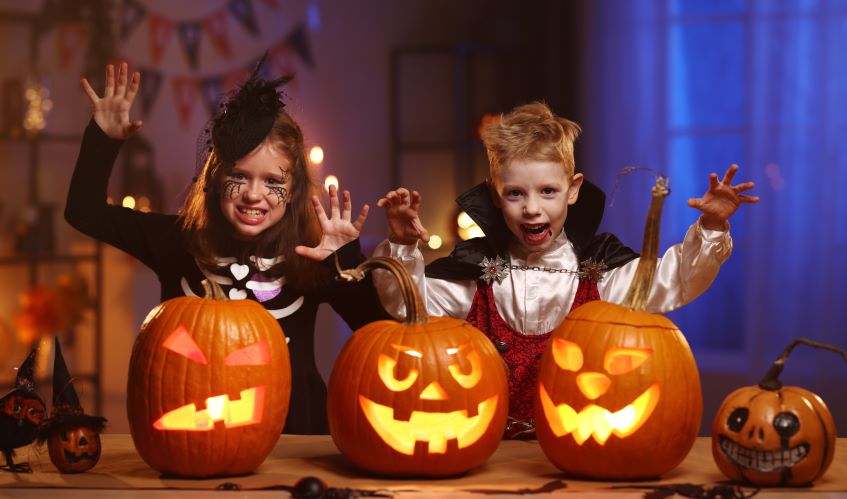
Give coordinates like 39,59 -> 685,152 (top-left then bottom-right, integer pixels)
374,102 -> 758,438
65,61 -> 390,435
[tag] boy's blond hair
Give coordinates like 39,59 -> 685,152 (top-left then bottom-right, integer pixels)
481,102 -> 581,188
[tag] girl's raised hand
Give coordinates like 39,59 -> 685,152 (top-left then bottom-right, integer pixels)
295,184 -> 370,261
81,62 -> 142,140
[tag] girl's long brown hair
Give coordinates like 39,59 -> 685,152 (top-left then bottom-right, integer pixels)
179,110 -> 328,290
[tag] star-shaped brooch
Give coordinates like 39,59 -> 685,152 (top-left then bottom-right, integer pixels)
479,255 -> 509,284
577,258 -> 608,283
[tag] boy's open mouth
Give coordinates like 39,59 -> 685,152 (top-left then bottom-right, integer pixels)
521,223 -> 551,243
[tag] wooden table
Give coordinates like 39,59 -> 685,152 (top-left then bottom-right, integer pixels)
1,435 -> 845,497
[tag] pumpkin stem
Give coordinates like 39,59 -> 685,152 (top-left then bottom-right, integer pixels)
335,254 -> 428,325
621,176 -> 670,311
200,279 -> 227,300
758,338 -> 847,390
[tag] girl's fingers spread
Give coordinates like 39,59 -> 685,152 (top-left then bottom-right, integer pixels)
116,63 -> 128,96
312,195 -> 328,222
341,190 -> 352,219
104,64 -> 115,97
688,198 -> 703,209
328,185 -> 340,217
709,173 -> 719,190
410,191 -> 422,210
81,79 -> 99,102
734,181 -> 756,192
739,195 -> 760,203
125,72 -> 141,103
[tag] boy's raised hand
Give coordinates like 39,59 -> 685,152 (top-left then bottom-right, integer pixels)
81,62 -> 142,140
377,188 -> 430,245
295,184 -> 369,261
688,164 -> 759,230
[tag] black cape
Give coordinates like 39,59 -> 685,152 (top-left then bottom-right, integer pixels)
425,181 -> 639,280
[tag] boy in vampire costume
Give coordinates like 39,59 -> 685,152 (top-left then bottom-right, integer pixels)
374,102 -> 758,438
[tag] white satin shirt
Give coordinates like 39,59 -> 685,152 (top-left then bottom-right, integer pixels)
372,219 -> 732,335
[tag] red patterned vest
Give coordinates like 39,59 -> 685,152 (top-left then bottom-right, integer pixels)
465,276 -> 600,439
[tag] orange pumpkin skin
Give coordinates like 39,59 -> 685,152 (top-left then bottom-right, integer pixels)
47,426 -> 101,473
127,293 -> 291,477
711,385 -> 836,486
328,316 -> 508,477
535,300 -> 702,479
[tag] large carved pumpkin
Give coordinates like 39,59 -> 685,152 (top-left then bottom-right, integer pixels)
328,258 -> 508,477
535,178 -> 702,479
127,280 -> 290,477
712,339 -> 844,486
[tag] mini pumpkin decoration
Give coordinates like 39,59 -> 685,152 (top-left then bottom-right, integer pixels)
328,257 -> 508,477
37,337 -> 107,473
535,177 -> 702,480
126,280 -> 290,477
712,338 -> 846,486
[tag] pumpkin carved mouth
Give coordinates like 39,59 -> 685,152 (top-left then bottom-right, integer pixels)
62,449 -> 98,464
718,435 -> 809,472
359,394 -> 499,454
539,383 -> 660,445
153,386 -> 265,431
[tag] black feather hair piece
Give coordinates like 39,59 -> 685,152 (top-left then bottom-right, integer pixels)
211,52 -> 295,166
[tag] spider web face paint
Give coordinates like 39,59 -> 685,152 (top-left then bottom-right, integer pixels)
223,179 -> 244,199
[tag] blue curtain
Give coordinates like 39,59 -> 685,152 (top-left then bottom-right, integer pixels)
584,0 -> 847,379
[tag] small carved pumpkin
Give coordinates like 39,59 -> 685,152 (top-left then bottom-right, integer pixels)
328,258 -> 508,477
48,426 -> 101,473
712,338 -> 845,486
535,178 -> 702,479
127,280 -> 291,477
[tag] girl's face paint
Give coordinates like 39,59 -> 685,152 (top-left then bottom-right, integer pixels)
219,142 -> 293,239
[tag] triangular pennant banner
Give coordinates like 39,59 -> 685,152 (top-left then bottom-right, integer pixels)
177,20 -> 203,70
120,0 -> 147,40
139,69 -> 163,117
285,24 -> 314,68
269,42 -> 297,89
57,23 -> 88,69
203,10 -> 232,58
200,75 -> 225,116
246,54 -> 273,82
228,0 -> 259,37
172,77 -> 199,128
148,14 -> 174,65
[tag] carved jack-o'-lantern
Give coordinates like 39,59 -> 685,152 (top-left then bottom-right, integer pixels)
47,426 -> 101,473
535,178 -> 702,479
712,339 -> 845,486
328,258 -> 508,477
127,280 -> 290,477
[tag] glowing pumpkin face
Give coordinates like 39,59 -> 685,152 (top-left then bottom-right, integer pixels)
329,317 -> 508,477
48,426 -> 101,473
127,284 -> 290,478
535,301 -> 702,479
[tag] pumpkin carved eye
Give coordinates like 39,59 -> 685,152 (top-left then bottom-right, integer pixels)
552,339 -> 583,371
726,407 -> 749,432
447,349 -> 483,388
604,348 -> 653,375
225,340 -> 271,366
163,325 -> 208,364
378,352 -> 419,391
773,412 -> 800,438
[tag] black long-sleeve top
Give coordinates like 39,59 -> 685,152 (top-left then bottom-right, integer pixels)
65,120 -> 389,434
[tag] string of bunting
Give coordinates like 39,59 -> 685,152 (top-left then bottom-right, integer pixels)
121,0 -> 286,68
124,25 -> 313,128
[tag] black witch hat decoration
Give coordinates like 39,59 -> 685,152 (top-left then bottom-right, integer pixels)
0,345 -> 45,473
210,53 -> 294,166
37,337 -> 106,473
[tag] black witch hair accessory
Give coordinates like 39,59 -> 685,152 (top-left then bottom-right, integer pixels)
36,337 -> 106,473
0,345 -> 45,472
195,52 -> 294,180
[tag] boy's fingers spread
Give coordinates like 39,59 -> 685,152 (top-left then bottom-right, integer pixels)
739,195 -> 760,203
709,173 -> 719,190
734,181 -> 755,192
353,205 -> 370,230
723,164 -> 738,184
688,198 -> 702,209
